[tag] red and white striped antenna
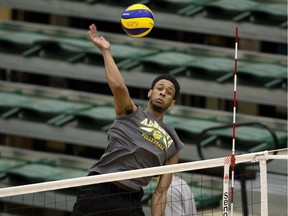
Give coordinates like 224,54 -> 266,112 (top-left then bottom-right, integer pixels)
230,25 -> 239,216
222,26 -> 238,216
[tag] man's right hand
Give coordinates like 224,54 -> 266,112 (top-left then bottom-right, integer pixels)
88,24 -> 110,51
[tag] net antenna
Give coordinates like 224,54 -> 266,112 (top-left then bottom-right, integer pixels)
231,25 -> 239,216
222,26 -> 238,216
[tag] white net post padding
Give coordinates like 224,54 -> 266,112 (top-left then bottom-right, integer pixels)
222,157 -> 230,216
259,154 -> 268,216
256,151 -> 288,216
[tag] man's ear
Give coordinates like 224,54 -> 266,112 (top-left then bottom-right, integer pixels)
147,89 -> 152,98
170,100 -> 176,108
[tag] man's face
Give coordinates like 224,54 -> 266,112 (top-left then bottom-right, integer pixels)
148,79 -> 176,112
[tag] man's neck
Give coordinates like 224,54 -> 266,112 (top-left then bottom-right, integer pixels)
145,108 -> 165,122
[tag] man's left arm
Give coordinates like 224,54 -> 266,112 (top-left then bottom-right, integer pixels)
151,153 -> 179,216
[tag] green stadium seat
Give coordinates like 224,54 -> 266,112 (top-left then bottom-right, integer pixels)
110,44 -> 160,69
248,3 -> 287,27
34,37 -> 94,62
163,115 -> 224,142
74,105 -> 116,131
0,30 -> 51,56
208,127 -> 276,151
149,0 -> 215,15
50,37 -> 96,63
238,62 -> 287,89
0,92 -> 29,108
151,0 -> 218,16
138,51 -> 196,74
197,122 -> 285,160
84,43 -> 159,69
6,162 -> 87,183
112,44 -> 158,60
7,163 -> 63,183
173,119 -> 223,139
21,98 -> 89,114
0,92 -> 30,118
184,57 -> 235,82
201,0 -> 287,27
178,0 -> 218,16
149,0 -> 198,12
15,98 -> 92,125
202,0 -> 258,20
0,91 -> 93,124
0,156 -> 29,173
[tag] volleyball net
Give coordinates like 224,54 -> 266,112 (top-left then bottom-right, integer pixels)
0,149 -> 287,216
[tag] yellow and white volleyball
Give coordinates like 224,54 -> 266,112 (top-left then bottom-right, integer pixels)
121,4 -> 154,38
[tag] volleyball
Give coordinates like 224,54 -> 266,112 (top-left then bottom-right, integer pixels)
121,4 -> 154,38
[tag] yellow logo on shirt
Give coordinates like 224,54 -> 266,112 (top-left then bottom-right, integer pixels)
139,118 -> 173,150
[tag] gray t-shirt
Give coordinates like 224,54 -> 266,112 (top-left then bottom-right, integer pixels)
89,106 -> 184,190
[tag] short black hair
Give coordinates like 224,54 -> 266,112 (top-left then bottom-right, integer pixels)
151,75 -> 180,100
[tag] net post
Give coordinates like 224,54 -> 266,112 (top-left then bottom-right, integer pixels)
259,152 -> 269,216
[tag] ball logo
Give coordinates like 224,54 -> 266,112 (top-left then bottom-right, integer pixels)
126,21 -> 139,27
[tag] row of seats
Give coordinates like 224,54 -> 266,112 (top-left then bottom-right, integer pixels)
0,91 -> 114,129
0,29 -> 286,90
130,51 -> 287,89
0,157 -> 87,184
0,91 -> 286,152
148,0 -> 287,28
66,0 -> 287,28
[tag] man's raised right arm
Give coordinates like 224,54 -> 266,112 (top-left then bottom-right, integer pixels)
88,24 -> 136,116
